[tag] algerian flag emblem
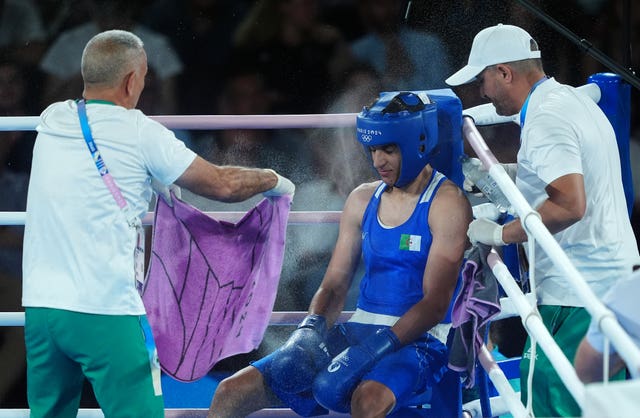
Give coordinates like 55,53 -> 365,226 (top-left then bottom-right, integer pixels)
399,234 -> 421,251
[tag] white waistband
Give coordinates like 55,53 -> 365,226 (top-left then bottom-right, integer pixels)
348,308 -> 400,326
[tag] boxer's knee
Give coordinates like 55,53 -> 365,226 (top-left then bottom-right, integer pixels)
351,380 -> 395,418
209,366 -> 271,418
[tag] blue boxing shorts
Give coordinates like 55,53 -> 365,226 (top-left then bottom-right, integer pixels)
252,321 -> 449,416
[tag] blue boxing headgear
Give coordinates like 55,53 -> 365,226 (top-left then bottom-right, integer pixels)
356,91 -> 439,187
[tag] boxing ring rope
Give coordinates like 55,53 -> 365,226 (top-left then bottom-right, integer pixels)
463,345 -> 530,418
0,82 -> 596,132
0,113 -> 360,132
0,311 -> 355,328
0,408 -> 352,418
0,210 -> 342,226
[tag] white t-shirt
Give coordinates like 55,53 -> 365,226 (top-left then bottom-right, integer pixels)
22,100 -> 196,315
517,78 -> 639,306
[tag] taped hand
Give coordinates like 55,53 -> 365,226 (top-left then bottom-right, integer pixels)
472,202 -> 503,222
467,217 -> 505,246
263,169 -> 295,197
151,178 -> 181,207
462,157 -> 485,197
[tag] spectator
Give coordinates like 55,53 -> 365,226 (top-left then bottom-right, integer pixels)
141,0 -> 250,115
448,24 -> 639,417
38,0 -> 183,115
0,0 -> 47,66
232,0 -> 355,114
350,0 -> 452,91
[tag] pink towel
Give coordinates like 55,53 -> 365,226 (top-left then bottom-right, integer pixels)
142,193 -> 291,382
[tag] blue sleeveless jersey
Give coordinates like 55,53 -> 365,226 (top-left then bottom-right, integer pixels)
358,171 -> 446,317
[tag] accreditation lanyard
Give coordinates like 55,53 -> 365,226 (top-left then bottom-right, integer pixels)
519,76 -> 549,127
77,99 -> 131,213
77,99 -> 146,288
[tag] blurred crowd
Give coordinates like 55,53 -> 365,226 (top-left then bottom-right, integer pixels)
0,0 -> 638,407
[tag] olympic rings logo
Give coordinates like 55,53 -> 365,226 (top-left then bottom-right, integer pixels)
360,134 -> 373,142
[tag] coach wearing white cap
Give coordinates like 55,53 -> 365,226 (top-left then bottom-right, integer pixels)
447,24 -> 639,417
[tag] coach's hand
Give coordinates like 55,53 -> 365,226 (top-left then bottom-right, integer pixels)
263,169 -> 295,197
467,217 -> 505,246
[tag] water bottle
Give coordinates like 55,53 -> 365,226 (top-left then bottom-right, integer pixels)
460,156 -> 512,213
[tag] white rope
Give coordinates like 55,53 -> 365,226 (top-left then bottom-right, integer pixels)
269,311 -> 353,325
0,210 -> 341,226
0,82 -> 599,132
476,345 -> 531,418
0,312 -> 25,326
0,113 -> 359,131
0,311 -> 355,327
0,408 -> 352,417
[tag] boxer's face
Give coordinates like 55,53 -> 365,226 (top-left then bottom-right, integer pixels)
369,144 -> 400,185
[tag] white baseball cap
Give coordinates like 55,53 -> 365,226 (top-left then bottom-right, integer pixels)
445,24 -> 541,86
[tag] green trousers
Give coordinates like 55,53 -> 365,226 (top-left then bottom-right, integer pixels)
519,305 -> 625,417
25,307 -> 164,418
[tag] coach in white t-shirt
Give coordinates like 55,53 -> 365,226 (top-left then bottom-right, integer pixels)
22,29 -> 294,418
446,24 -> 639,417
